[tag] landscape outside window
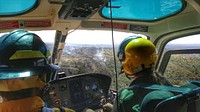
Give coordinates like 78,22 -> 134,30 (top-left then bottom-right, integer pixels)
163,34 -> 200,86
165,53 -> 200,85
60,30 -> 139,89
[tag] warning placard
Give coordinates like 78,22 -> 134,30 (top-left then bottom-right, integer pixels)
0,21 -> 19,29
23,20 -> 51,27
102,22 -> 128,29
0,20 -> 51,30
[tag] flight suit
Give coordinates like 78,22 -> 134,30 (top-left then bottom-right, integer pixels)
0,96 -> 75,112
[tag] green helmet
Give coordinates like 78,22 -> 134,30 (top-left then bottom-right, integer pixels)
0,29 -> 59,80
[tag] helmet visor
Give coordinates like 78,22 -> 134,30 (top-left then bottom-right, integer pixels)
0,64 -> 60,80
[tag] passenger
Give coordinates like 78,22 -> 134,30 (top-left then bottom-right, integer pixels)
0,29 -> 75,112
103,36 -> 172,112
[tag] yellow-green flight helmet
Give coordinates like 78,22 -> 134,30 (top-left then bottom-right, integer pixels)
117,36 -> 157,76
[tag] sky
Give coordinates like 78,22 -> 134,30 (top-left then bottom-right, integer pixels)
65,30 -> 136,45
169,34 -> 200,44
0,30 -> 200,45
0,30 -> 133,44
27,30 -> 137,45
32,30 -> 200,45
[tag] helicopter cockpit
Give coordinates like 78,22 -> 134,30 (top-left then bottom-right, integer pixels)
0,0 -> 200,112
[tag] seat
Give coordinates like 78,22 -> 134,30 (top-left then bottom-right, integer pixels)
120,83 -> 197,112
139,84 -> 200,112
154,87 -> 200,112
140,90 -> 174,112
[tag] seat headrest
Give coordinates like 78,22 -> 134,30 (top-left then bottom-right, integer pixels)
140,90 -> 174,112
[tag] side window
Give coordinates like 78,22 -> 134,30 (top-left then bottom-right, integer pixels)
162,34 -> 200,86
164,54 -> 200,85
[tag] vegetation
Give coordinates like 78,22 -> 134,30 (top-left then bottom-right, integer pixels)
164,54 -> 200,85
60,45 -> 200,90
60,45 -> 132,90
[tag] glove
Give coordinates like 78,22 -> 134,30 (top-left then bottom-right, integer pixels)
102,103 -> 113,112
82,108 -> 95,112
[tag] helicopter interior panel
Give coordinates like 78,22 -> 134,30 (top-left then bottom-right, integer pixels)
47,73 -> 111,112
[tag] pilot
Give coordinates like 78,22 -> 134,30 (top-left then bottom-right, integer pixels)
103,36 -> 172,112
0,29 -> 75,112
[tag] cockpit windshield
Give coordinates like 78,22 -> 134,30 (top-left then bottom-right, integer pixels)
61,30 -> 137,89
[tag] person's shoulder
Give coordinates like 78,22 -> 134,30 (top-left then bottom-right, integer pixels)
119,88 -> 135,101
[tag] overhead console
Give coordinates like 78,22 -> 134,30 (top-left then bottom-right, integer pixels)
46,73 -> 111,112
50,0 -> 108,20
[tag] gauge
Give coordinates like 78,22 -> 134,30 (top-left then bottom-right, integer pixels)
92,84 -> 98,91
85,85 -> 90,90
60,83 -> 67,91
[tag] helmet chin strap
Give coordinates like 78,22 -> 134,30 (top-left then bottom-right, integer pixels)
125,74 -> 133,80
119,67 -> 133,80
118,66 -> 124,75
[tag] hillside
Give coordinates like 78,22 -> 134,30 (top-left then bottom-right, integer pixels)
47,43 -> 200,89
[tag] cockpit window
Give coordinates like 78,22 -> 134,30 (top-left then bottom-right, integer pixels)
101,0 -> 184,21
161,34 -> 200,86
0,0 -> 38,16
60,30 -> 147,89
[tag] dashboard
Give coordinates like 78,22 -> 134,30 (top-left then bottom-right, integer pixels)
46,73 -> 111,112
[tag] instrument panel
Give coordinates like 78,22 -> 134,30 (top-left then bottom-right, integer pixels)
47,73 -> 111,112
